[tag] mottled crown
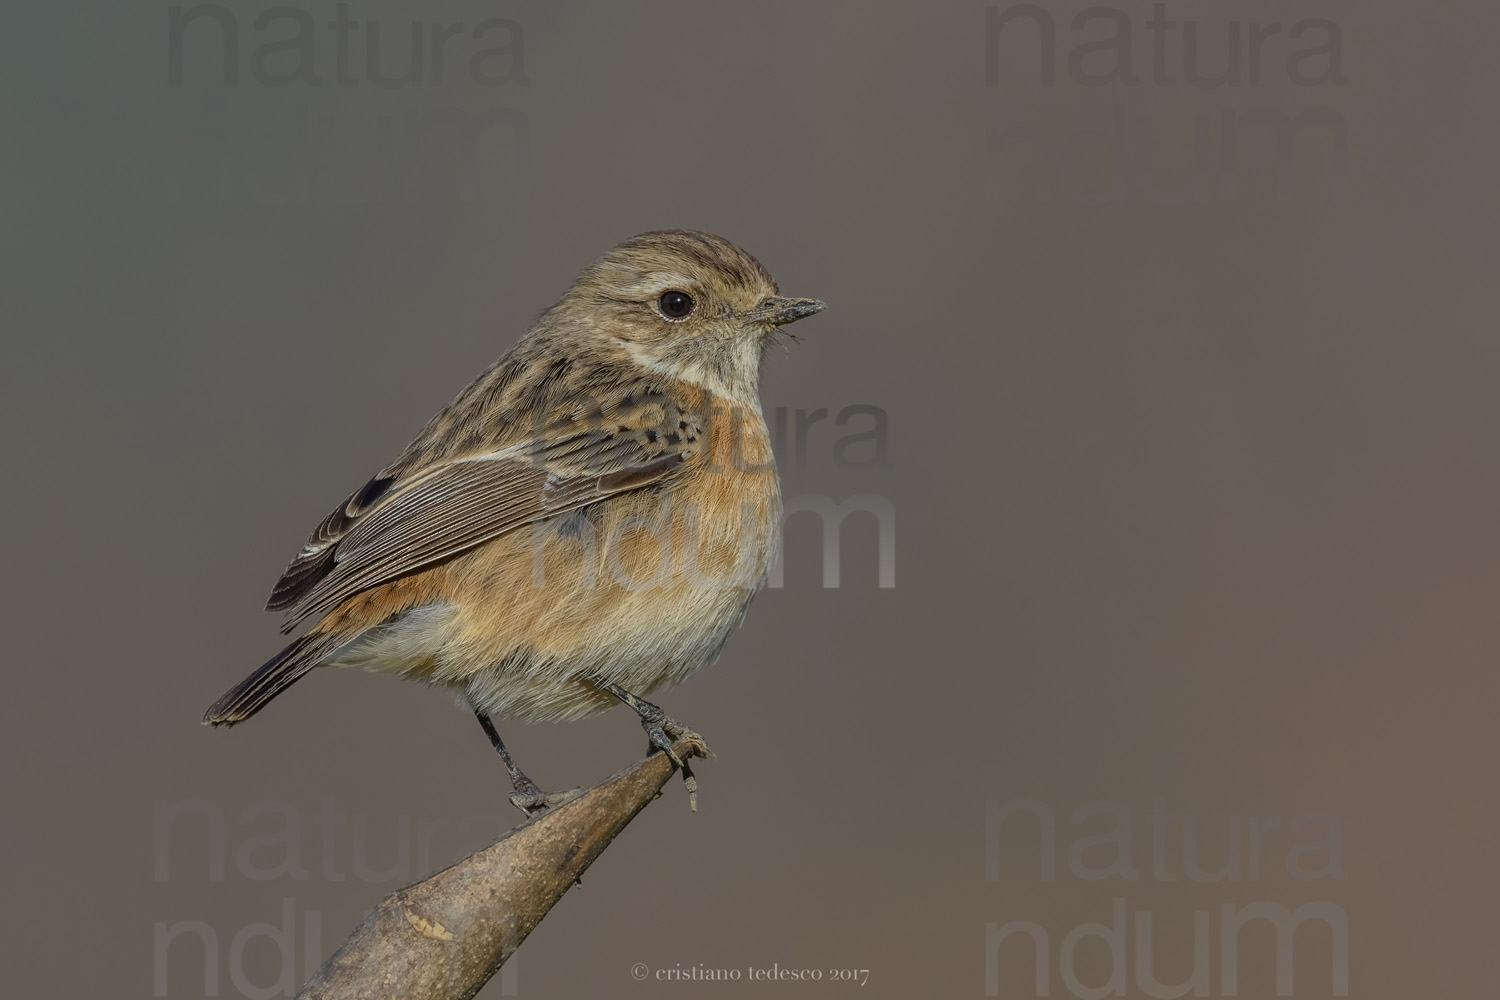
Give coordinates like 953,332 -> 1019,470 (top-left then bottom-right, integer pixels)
570,230 -> 780,313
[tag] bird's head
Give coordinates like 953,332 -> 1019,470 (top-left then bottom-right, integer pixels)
557,229 -> 825,401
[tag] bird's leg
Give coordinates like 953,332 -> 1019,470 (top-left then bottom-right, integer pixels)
474,711 -> 580,819
587,678 -> 713,810
587,679 -> 691,762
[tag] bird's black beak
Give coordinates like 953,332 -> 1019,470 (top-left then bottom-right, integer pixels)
750,296 -> 827,327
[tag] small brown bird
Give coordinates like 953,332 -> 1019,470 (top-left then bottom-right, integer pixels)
204,230 -> 824,813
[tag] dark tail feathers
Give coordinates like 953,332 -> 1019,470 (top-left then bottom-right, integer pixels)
203,631 -> 342,726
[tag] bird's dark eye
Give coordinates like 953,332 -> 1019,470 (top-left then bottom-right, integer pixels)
658,290 -> 694,319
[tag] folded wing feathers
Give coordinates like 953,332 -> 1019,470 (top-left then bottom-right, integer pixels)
267,408 -> 693,629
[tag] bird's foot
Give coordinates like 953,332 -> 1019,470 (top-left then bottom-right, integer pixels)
584,678 -> 714,811
507,778 -> 584,820
476,711 -> 581,820
639,709 -> 714,766
639,711 -> 714,812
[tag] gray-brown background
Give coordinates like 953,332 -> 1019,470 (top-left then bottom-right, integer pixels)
2,1 -> 1494,996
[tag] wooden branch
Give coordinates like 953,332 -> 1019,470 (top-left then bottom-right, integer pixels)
296,740 -> 706,999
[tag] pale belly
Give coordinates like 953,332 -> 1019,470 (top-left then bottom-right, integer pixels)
327,482 -> 780,723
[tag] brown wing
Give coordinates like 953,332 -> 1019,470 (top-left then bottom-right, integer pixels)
267,391 -> 701,630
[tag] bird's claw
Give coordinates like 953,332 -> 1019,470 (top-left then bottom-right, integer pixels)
508,786 -> 583,820
640,716 -> 714,811
643,719 -> 683,766
642,717 -> 714,765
